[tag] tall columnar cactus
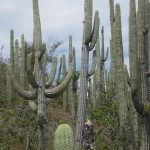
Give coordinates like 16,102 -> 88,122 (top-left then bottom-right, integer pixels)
67,36 -> 75,118
8,0 -> 74,149
76,0 -> 99,148
56,57 -> 62,84
108,3 -> 138,149
20,34 -> 25,88
62,54 -> 67,111
10,30 -> 14,71
95,35 -> 101,105
6,65 -> 12,105
92,71 -> 97,107
129,0 -> 150,149
14,40 -> 19,81
6,30 -> 15,105
109,0 -> 116,87
100,27 -> 109,97
54,124 -> 75,150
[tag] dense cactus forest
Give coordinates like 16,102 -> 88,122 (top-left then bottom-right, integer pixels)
0,0 -> 150,149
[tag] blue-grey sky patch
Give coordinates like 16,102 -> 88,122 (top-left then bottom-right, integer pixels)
0,0 -> 138,71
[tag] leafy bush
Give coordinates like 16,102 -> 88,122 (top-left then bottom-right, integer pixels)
89,90 -> 122,150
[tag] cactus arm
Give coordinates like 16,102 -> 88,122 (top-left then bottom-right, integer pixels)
45,64 -> 73,98
88,50 -> 96,77
27,70 -> 38,88
72,47 -> 76,71
10,29 -> 14,70
131,87 -> 144,115
33,0 -> 42,51
62,54 -> 67,79
45,56 -> 57,88
38,43 -> 46,61
88,11 -> 100,51
124,65 -> 131,86
85,0 -> 93,44
8,64 -> 37,100
56,57 -> 62,84
27,54 -> 38,88
102,47 -> 109,63
131,71 -> 150,116
29,101 -> 37,112
109,0 -> 115,36
101,26 -> 109,62
104,47 -> 109,62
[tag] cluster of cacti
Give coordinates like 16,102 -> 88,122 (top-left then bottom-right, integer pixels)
5,0 -> 150,149
7,0 -> 74,149
55,36 -> 76,118
54,124 -> 75,150
76,0 -> 99,148
129,0 -> 150,149
107,1 -> 139,149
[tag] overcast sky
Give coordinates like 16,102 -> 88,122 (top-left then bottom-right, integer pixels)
0,0 -> 138,71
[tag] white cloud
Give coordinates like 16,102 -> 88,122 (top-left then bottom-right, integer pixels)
0,0 -> 137,71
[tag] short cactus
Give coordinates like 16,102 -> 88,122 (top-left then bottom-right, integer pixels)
54,124 -> 75,150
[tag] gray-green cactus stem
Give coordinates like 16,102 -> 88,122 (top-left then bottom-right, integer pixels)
38,43 -> 46,61
88,50 -> 96,77
131,87 -> 150,116
84,0 -> 99,50
129,0 -> 137,90
6,65 -> 12,105
20,34 -> 25,88
56,57 -> 62,84
115,4 -> 124,66
27,54 -> 38,88
62,55 -> 67,111
88,11 -> 100,51
109,0 -> 115,36
33,0 -> 42,51
62,54 -> 67,79
10,30 -> 14,71
101,26 -> 109,63
8,64 -> 38,100
72,47 -> 76,71
85,0 -> 93,44
45,63 -> 74,98
76,0 -> 100,148
95,36 -> 101,105
14,39 -> 19,81
45,56 -> 57,88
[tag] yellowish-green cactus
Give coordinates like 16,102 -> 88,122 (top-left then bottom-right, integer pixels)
54,124 -> 75,150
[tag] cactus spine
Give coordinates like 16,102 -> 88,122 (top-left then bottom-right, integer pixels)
76,0 -> 99,148
54,124 -> 75,150
8,0 -> 74,149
